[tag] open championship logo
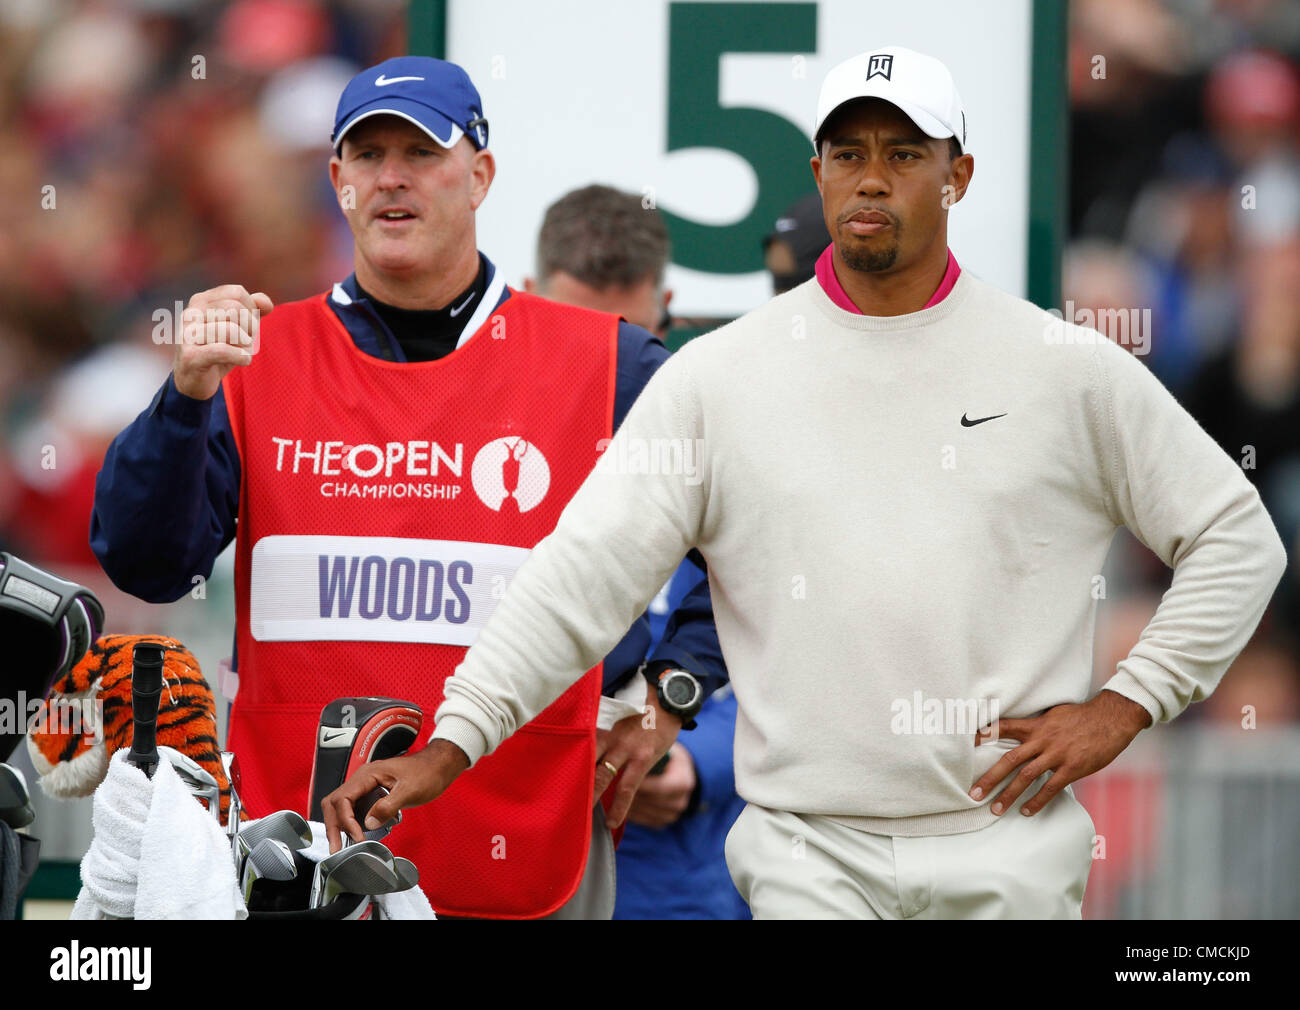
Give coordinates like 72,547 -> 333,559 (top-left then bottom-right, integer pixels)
470,437 -> 550,513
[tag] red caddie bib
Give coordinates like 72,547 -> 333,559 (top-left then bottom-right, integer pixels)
221,288 -> 617,918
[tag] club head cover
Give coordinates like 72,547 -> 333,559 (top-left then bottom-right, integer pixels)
0,552 -> 103,762
307,698 -> 422,822
0,764 -> 34,829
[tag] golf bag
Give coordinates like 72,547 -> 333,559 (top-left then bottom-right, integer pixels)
0,552 -> 104,918
243,696 -> 423,919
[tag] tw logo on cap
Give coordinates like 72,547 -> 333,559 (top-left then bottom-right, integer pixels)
866,54 -> 894,81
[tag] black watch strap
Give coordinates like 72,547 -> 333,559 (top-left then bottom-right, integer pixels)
641,659 -> 680,684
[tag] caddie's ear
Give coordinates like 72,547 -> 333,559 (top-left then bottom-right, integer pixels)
328,155 -> 344,205
468,144 -> 495,212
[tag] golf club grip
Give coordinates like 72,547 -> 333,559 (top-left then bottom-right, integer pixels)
126,643 -> 165,778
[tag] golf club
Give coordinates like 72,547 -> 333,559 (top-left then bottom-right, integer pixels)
391,856 -> 419,893
310,839 -> 396,908
345,784 -> 400,846
220,751 -> 241,857
235,809 -> 312,883
318,850 -> 400,908
125,642 -> 164,779
239,837 -> 296,906
160,747 -> 221,821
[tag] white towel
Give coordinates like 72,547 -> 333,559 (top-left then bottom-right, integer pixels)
72,747 -> 245,920
371,885 -> 438,921
597,675 -> 648,731
300,822 -> 437,920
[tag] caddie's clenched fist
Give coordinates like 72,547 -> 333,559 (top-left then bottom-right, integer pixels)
172,285 -> 274,401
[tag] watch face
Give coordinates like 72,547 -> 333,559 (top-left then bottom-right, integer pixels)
663,672 -> 698,708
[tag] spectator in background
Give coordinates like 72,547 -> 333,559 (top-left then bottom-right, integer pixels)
1181,236 -> 1300,624
1068,0 -> 1198,238
1204,49 -> 1300,175
527,184 -> 747,919
1122,134 -> 1238,391
1062,239 -> 1156,361
1181,237 -> 1300,509
525,185 -> 673,337
762,192 -> 831,296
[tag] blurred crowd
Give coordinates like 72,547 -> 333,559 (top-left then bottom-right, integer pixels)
0,0 -> 405,587
1067,0 -> 1300,729
1068,0 -> 1300,920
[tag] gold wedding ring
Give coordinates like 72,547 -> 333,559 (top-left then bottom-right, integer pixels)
602,760 -> 619,776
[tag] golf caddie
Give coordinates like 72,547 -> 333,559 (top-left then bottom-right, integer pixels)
90,57 -> 724,919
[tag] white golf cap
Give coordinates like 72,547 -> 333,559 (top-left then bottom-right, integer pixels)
813,45 -> 967,154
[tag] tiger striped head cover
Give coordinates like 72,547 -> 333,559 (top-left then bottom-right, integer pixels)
25,634 -> 238,825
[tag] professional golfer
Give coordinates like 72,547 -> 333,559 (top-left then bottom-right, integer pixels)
91,56 -> 725,919
323,46 -> 1286,918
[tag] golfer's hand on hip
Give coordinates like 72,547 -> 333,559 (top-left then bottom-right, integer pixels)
970,688 -> 1152,817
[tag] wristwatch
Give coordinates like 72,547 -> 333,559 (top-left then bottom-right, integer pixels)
642,661 -> 704,730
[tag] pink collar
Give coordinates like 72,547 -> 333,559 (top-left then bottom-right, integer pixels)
814,245 -> 961,313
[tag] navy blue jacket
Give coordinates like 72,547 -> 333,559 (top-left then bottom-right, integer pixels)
90,257 -> 725,698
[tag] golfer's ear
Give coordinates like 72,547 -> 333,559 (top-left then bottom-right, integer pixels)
947,153 -> 974,204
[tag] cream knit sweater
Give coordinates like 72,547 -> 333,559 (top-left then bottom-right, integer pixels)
431,270 -> 1287,836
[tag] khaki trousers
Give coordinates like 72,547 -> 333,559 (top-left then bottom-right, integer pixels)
725,781 -> 1096,919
